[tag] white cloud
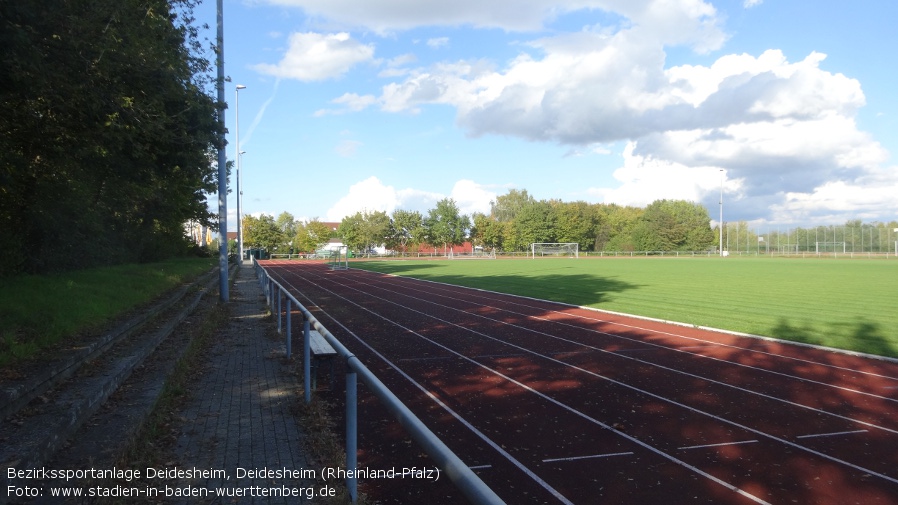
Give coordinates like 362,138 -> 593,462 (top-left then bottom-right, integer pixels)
325,176 -> 443,221
427,37 -> 449,49
324,177 -> 496,221
743,0 -> 763,8
335,139 -> 362,157
314,93 -> 378,116
252,32 -> 374,81
588,142 -> 735,208
261,0 -> 726,45
449,180 -> 496,215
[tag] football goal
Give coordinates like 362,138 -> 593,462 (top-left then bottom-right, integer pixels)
531,242 -> 579,258
329,246 -> 349,270
449,246 -> 497,260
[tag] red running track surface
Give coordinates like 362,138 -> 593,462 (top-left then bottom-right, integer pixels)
261,260 -> 898,505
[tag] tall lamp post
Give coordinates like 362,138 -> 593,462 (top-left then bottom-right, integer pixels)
719,169 -> 725,257
215,0 -> 228,301
235,84 -> 246,263
238,150 -> 246,261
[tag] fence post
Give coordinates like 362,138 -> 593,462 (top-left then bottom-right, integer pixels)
346,369 -> 358,503
303,316 -> 311,404
277,287 -> 282,334
286,298 -> 292,358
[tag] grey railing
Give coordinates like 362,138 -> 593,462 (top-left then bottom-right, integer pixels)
253,260 -> 504,505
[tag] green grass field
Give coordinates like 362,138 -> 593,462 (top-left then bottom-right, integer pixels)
0,257 -> 217,367
353,257 -> 898,358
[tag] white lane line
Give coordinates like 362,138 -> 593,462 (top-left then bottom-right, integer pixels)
796,430 -> 868,440
543,452 -> 634,463
353,275 -> 898,436
278,270 -> 773,505
306,270 -> 898,488
679,440 -> 758,450
397,356 -> 453,362
469,465 -> 492,470
273,274 -> 575,505
373,272 -> 898,381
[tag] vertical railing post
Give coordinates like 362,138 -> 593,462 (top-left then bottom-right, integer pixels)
286,298 -> 292,358
303,316 -> 311,404
277,287 -> 282,334
346,368 -> 358,503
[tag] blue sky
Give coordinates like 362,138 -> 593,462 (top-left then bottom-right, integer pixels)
198,0 -> 897,230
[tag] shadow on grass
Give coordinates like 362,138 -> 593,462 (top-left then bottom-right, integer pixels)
359,261 -> 638,307
769,317 -> 898,358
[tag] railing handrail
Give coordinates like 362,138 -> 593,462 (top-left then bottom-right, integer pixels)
252,259 -> 505,505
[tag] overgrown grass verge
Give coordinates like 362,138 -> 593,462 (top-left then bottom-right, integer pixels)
96,293 -> 230,503
0,257 -> 216,367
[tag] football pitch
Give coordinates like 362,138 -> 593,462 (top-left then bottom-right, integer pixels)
352,256 -> 898,358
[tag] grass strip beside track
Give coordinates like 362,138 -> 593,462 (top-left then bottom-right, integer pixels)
351,257 -> 898,358
0,257 -> 217,367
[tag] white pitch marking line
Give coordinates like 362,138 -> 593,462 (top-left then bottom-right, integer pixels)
795,429 -> 868,440
679,440 -> 758,451
543,452 -> 634,463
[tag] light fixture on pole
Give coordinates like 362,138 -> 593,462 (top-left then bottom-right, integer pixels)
235,84 -> 246,263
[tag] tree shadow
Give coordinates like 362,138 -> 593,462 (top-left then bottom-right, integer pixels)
769,317 -> 898,359
356,261 -> 638,307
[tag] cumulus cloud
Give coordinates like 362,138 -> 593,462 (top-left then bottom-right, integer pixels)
261,0 -> 890,224
449,180 -> 496,215
324,177 -> 495,221
325,176 -> 441,221
252,32 -> 374,81
261,0 -> 725,45
588,143 -> 737,208
427,37 -> 450,49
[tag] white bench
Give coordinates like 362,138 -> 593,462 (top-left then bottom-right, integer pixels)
308,330 -> 336,390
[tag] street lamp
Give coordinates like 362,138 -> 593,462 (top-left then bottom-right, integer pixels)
235,84 -> 246,263
238,150 -> 246,262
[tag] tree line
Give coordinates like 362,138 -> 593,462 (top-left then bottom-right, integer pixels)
1,0 -> 221,276
241,190 -> 720,255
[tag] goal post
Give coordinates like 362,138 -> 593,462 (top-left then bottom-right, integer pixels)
329,246 -> 349,270
531,242 -> 579,259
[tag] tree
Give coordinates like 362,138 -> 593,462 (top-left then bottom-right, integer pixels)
423,198 -> 469,253
490,189 -> 535,222
470,212 -> 503,250
509,200 -> 556,251
338,211 -> 391,254
552,200 -> 596,251
388,209 -> 424,252
634,200 -> 715,251
243,214 -> 283,253
0,0 -> 220,276
295,219 -> 332,253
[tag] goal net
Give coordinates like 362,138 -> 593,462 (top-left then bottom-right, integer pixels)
449,246 -> 497,260
531,243 -> 579,259
329,246 -> 349,270
815,241 -> 846,254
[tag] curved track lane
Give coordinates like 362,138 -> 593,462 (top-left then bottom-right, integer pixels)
262,260 -> 898,505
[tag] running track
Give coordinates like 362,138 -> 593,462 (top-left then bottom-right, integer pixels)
261,260 -> 898,505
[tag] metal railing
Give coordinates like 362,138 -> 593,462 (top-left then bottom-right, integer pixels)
253,259 -> 504,505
